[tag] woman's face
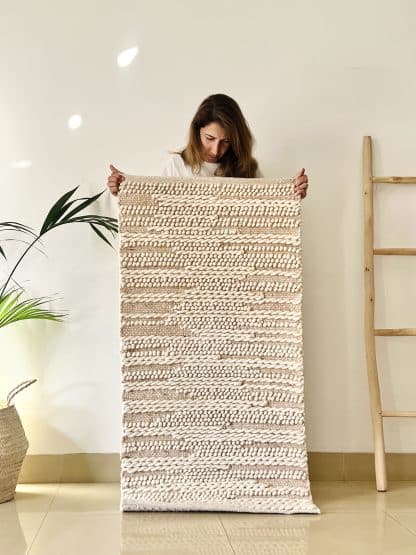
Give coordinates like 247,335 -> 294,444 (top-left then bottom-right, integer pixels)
199,122 -> 231,163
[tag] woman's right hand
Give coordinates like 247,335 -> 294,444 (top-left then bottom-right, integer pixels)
107,164 -> 125,196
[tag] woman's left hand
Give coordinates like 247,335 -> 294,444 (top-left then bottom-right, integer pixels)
295,168 -> 308,199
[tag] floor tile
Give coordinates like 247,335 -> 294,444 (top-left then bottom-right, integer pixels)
3,481 -> 415,555
48,483 -> 120,512
347,481 -> 416,512
0,511 -> 46,555
28,510 -> 234,555
310,480 -> 416,514
0,484 -> 58,555
220,512 -> 416,554
27,512 -> 122,555
388,512 -> 416,536
0,484 -> 59,514
121,512 -> 234,554
310,481 -> 386,513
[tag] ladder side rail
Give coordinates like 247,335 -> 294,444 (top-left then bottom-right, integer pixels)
363,135 -> 388,491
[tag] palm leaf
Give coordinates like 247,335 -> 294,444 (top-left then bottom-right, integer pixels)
0,222 -> 36,236
90,223 -> 114,249
1,238 -> 46,256
1,186 -> 119,307
38,188 -> 117,248
0,222 -> 37,260
63,215 -> 118,231
51,215 -> 118,241
39,186 -> 79,235
59,191 -> 104,223
0,289 -> 19,314
0,289 -> 66,329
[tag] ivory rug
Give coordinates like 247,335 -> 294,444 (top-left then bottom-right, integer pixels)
119,175 -> 319,514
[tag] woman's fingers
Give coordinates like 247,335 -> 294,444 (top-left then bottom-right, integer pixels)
108,174 -> 123,185
108,180 -> 120,194
295,173 -> 308,185
108,171 -> 124,182
294,169 -> 308,199
110,163 -> 121,174
109,164 -> 125,182
108,187 -> 120,197
107,164 -> 125,197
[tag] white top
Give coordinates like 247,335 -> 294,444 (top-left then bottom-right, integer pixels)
162,152 -> 220,177
161,152 -> 263,178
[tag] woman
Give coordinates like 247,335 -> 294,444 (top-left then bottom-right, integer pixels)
107,93 -> 308,198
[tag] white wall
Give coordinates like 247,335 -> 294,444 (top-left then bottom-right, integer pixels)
1,0 -> 415,454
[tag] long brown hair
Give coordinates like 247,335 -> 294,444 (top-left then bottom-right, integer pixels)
180,94 -> 258,178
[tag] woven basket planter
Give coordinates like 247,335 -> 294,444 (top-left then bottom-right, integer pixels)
0,380 -> 36,504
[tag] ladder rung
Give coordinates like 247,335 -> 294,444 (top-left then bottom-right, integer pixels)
374,248 -> 416,256
374,328 -> 416,336
373,176 -> 416,184
382,411 -> 416,417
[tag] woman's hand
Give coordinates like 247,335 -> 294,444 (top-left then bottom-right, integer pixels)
295,168 -> 308,199
107,164 -> 125,196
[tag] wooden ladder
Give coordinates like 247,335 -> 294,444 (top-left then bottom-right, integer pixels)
363,135 -> 416,492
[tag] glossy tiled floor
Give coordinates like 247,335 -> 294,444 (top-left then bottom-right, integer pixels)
1,482 -> 416,554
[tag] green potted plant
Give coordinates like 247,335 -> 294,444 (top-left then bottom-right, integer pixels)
0,186 -> 118,503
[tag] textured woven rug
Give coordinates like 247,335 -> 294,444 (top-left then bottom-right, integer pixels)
118,175 -> 319,514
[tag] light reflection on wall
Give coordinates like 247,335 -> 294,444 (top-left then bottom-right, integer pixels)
68,115 -> 83,130
117,47 -> 139,68
9,160 -> 32,169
